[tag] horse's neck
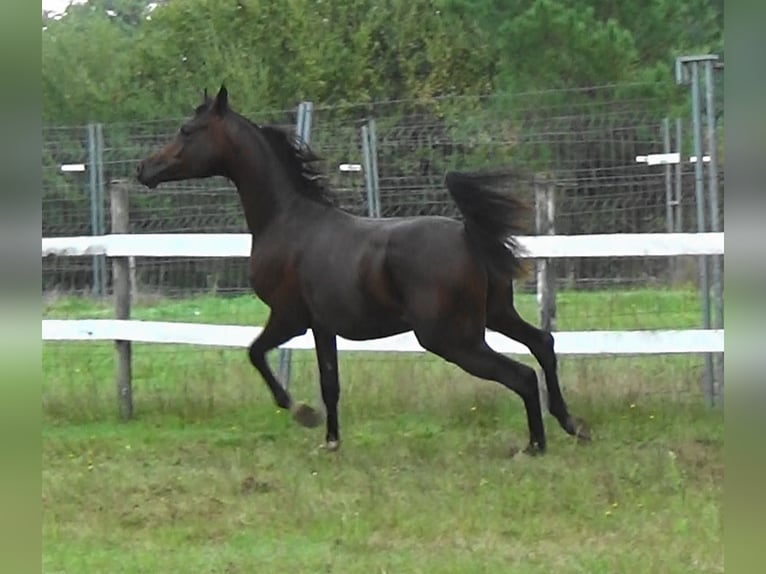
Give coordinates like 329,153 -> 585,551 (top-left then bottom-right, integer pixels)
225,127 -> 327,236
222,136 -> 279,234
231,165 -> 321,237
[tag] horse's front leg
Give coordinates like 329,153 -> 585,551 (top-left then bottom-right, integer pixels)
248,311 -> 323,427
312,326 -> 341,450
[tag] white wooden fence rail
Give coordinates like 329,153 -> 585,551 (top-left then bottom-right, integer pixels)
42,232 -> 724,355
42,319 -> 724,354
42,232 -> 724,259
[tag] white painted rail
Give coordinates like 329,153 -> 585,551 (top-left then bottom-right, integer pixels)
42,230 -> 724,355
42,320 -> 724,355
42,232 -> 724,259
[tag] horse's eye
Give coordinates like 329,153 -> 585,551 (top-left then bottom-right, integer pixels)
180,126 -> 192,137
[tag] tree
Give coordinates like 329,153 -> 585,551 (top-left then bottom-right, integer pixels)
42,1 -> 138,122
42,0 -> 723,123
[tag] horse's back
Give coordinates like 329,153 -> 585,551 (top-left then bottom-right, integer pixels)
382,215 -> 488,313
384,215 -> 481,277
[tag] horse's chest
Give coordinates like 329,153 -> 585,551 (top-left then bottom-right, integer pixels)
248,253 -> 300,306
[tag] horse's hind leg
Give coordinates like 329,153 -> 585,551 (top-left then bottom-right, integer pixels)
248,312 -> 322,427
487,302 -> 589,441
312,326 -> 341,450
418,331 -> 547,454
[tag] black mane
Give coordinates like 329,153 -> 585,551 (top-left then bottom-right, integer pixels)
257,123 -> 334,206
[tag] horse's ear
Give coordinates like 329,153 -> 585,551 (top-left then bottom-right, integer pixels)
213,84 -> 228,115
203,88 -> 209,102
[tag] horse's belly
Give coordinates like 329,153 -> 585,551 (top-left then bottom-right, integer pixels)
334,315 -> 411,341
337,321 -> 411,341
306,286 -> 409,340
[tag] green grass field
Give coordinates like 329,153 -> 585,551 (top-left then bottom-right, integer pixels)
42,289 -> 723,573
43,287 -> 705,330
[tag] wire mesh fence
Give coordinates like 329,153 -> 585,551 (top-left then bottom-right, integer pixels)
42,83 -> 724,322
42,82 -> 725,406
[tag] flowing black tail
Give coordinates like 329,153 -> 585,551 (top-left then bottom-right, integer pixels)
445,171 -> 529,278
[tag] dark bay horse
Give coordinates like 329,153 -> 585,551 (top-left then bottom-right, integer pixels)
137,85 -> 589,454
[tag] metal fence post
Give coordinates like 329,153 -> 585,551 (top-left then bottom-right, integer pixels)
277,101 -> 314,389
87,123 -> 106,296
674,118 -> 683,234
676,55 -> 717,407
361,119 -> 381,218
361,124 -> 375,217
368,119 -> 381,218
704,59 -> 724,404
662,118 -> 676,282
662,118 -> 673,234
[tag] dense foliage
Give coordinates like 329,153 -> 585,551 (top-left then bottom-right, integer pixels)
42,0 -> 723,123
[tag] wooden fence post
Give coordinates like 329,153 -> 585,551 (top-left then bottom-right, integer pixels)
535,175 -> 557,410
110,182 -> 133,420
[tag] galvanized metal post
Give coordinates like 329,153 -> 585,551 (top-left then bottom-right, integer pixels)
676,55 -> 716,407
361,124 -> 374,216
674,119 -> 683,233
277,102 -> 314,389
704,59 -> 724,403
663,118 -> 673,234
87,124 -> 106,296
96,124 -> 107,294
361,119 -> 381,218
662,118 -> 675,282
298,101 -> 314,145
368,119 -> 381,218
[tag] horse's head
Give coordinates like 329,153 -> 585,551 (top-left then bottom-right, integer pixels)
137,85 -> 231,188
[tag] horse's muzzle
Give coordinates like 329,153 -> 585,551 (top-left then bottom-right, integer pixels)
135,161 -> 158,189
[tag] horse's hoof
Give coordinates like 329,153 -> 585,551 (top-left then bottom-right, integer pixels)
523,441 -> 546,456
572,416 -> 592,443
325,440 -> 340,452
510,442 -> 545,458
291,403 -> 324,428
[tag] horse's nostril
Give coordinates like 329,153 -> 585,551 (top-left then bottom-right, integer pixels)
135,162 -> 144,180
